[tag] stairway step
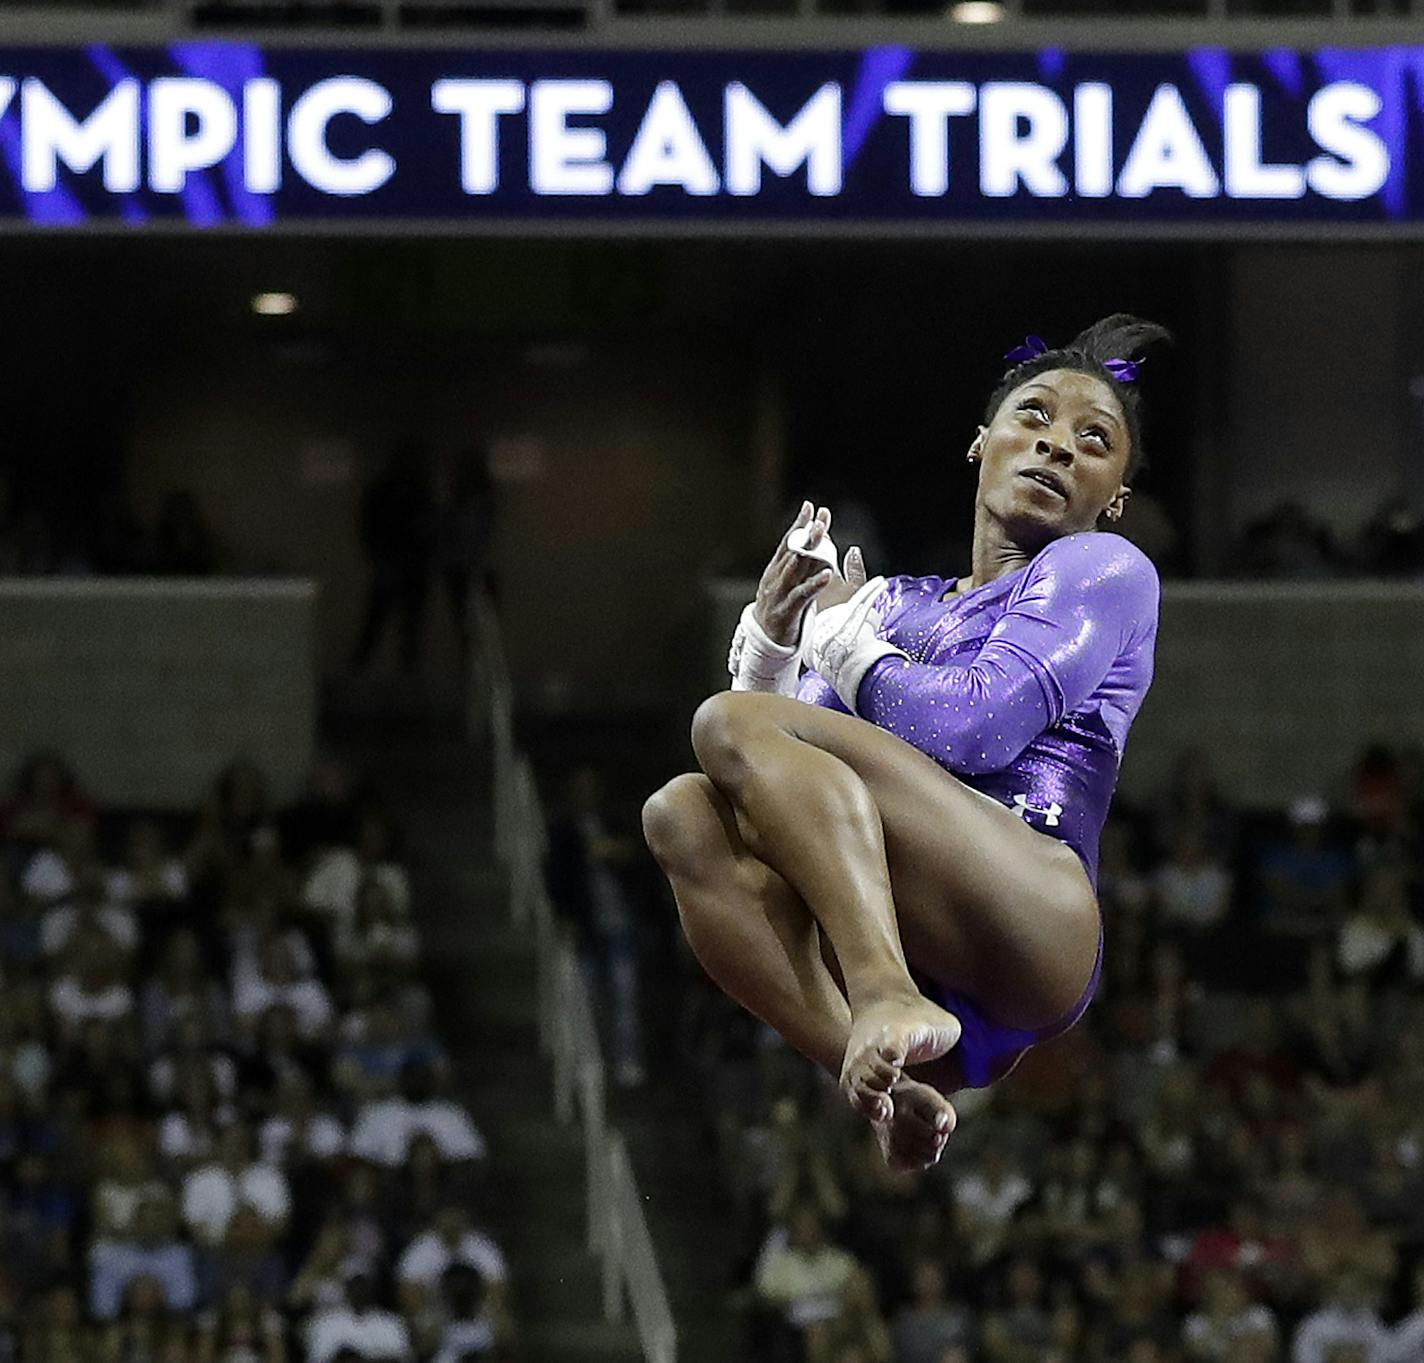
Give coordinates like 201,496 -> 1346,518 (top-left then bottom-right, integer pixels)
519,1317 -> 643,1362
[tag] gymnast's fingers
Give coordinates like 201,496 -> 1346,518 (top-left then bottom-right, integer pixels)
785,569 -> 833,607
778,500 -> 814,553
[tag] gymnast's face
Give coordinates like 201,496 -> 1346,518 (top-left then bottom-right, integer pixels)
970,368 -> 1132,544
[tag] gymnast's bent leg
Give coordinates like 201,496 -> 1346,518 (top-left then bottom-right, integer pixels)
642,773 -> 958,1171
684,690 -> 1100,1122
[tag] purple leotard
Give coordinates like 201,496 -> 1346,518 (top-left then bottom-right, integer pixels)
796,530 -> 1159,1086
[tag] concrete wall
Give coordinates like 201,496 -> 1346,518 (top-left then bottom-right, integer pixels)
0,579 -> 316,809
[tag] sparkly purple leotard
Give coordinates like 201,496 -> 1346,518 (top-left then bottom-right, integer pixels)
796,530 -> 1159,1086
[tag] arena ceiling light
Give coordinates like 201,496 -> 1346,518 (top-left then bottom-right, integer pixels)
946,0 -> 1005,20
252,291 -> 299,317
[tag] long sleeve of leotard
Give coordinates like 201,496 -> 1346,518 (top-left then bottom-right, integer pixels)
853,533 -> 1158,776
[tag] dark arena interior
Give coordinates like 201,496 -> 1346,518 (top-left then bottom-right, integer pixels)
4,5 -> 1424,1363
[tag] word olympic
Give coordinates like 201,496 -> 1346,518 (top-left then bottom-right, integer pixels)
0,67 -> 1390,206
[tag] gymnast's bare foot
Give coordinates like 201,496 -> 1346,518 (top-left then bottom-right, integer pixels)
840,992 -> 961,1123
873,1077 -> 957,1172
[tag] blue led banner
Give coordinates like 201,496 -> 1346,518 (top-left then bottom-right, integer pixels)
0,43 -> 1421,228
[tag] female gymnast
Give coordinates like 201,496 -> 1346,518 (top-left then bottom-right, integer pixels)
643,315 -> 1167,1172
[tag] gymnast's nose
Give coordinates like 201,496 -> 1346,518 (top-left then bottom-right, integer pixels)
1036,435 -> 1072,464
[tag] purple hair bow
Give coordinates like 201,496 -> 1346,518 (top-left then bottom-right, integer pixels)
1004,334 -> 1141,383
1004,335 -> 1048,365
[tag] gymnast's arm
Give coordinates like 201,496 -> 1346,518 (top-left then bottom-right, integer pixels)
845,536 -> 1157,775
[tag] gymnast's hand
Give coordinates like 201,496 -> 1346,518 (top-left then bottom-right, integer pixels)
753,501 -> 839,647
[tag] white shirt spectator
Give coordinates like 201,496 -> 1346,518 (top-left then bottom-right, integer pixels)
397,1230 -> 507,1287
22,848 -> 79,903
2,1039 -> 51,1101
259,1112 -> 346,1166
1389,1306 -> 1424,1362
954,1167 -> 1033,1228
306,1306 -> 413,1363
158,1109 -> 233,1163
232,975 -> 333,1039
432,1318 -> 497,1363
181,1161 -> 290,1243
306,849 -> 412,922
49,977 -> 133,1027
348,1097 -> 486,1167
1291,1303 -> 1390,1363
1337,914 -> 1424,981
1154,859 -> 1233,931
304,849 -> 363,926
1183,1302 -> 1278,1359
41,904 -> 138,957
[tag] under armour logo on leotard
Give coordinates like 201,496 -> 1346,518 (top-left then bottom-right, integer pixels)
1011,794 -> 1062,827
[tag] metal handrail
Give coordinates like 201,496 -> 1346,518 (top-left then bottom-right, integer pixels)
469,589 -> 678,1363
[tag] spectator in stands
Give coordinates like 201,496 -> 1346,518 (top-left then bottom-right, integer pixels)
435,444 -> 498,663
159,1067 -> 230,1165
892,1257 -> 974,1363
196,1283 -> 287,1363
89,1192 -> 197,1321
107,816 -> 189,909
1255,798 -> 1353,944
547,764 -> 647,1088
48,922 -> 134,1036
1,749 -> 95,847
351,446 -> 437,675
233,932 -> 334,1042
258,1069 -> 346,1168
428,1261 -> 503,1363
1182,1267 -> 1279,1361
197,1203 -> 288,1306
396,1206 -> 506,1293
953,1146 -> 1033,1269
0,988 -> 51,1103
305,1271 -> 413,1363
187,759 -> 276,897
1290,1271 -> 1389,1363
756,1208 -> 862,1363
1335,842 -> 1424,985
93,1137 -> 167,1239
1152,823 -> 1234,942
335,877 -> 420,977
181,1122 -> 291,1247
804,1264 -> 893,1363
143,933 -> 231,1059
980,1256 -> 1053,1363
349,1059 -> 486,1167
1152,747 -> 1236,862
1234,499 -> 1341,578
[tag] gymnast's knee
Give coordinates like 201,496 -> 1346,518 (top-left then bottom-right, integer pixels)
642,774 -> 718,879
690,691 -> 759,794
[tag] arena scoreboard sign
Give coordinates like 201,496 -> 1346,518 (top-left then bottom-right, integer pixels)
3,43 -> 1424,230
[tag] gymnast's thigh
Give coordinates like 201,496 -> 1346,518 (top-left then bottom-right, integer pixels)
736,691 -> 1099,1031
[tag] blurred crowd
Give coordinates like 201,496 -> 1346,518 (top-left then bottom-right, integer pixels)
1229,499 -> 1424,580
672,741 -> 1424,1363
0,750 -> 511,1363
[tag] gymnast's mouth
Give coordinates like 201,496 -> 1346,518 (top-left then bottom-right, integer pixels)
1020,467 -> 1069,501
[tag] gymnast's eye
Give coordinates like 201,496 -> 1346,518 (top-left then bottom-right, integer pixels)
1082,425 -> 1111,451
1018,399 -> 1049,423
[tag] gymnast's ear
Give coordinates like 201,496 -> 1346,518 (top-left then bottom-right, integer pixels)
1105,485 -> 1131,522
966,426 -> 986,464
